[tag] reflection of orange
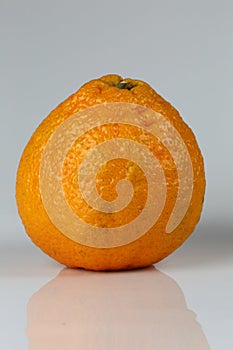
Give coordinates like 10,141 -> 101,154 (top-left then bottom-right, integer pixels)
16,74 -> 205,270
27,267 -> 210,349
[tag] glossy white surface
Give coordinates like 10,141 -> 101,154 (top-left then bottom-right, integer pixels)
1,219 -> 232,350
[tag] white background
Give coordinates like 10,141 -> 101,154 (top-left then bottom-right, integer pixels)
1,1 -> 233,349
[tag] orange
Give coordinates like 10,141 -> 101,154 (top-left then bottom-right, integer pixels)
16,74 -> 205,270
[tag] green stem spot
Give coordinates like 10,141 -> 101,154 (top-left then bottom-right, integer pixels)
116,81 -> 135,90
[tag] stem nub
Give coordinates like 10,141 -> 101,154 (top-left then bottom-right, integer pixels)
116,81 -> 135,90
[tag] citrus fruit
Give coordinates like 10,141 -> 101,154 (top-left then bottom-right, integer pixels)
16,74 -> 205,270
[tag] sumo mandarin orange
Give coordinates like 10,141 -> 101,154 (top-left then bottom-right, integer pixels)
16,74 -> 205,270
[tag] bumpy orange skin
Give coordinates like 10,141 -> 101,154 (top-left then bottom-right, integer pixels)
16,74 -> 205,270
